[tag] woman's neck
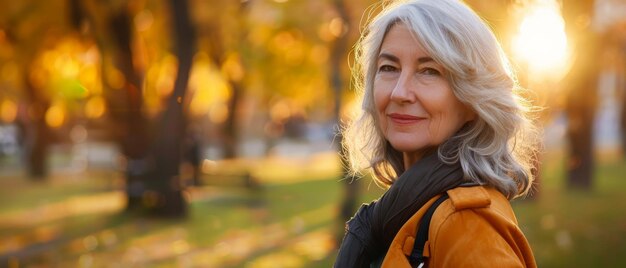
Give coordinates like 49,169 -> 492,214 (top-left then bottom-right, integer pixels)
403,147 -> 437,170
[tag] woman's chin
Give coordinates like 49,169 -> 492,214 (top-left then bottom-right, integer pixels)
389,141 -> 426,154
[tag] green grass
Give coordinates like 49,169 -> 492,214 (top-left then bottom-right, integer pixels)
1,152 -> 625,267
512,152 -> 626,268
0,170 -> 120,212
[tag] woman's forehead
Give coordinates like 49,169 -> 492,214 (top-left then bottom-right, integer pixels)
379,24 -> 431,60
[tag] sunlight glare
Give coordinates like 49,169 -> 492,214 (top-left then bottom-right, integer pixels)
513,0 -> 568,79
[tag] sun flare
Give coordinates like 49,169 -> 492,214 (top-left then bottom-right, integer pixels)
513,0 -> 569,79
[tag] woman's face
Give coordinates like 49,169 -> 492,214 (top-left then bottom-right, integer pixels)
374,23 -> 474,167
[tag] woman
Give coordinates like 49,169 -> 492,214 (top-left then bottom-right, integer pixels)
335,0 -> 538,267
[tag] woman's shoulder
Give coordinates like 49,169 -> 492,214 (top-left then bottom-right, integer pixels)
380,185 -> 535,267
428,186 -> 535,267
431,185 -> 522,247
435,185 -> 518,225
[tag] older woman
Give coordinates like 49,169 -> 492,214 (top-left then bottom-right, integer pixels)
335,0 -> 538,267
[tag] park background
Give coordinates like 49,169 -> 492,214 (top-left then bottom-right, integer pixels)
1,0 -> 626,267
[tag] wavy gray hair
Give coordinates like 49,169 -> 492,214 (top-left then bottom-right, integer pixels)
343,0 -> 539,199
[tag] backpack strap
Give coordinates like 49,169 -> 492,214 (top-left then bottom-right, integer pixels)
407,193 -> 449,268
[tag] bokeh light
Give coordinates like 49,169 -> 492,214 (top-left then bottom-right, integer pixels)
0,99 -> 17,123
513,0 -> 569,80
85,96 -> 106,119
45,103 -> 66,128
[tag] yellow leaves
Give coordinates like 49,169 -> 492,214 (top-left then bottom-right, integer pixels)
79,65 -> 101,95
318,19 -> 340,42
45,102 -> 65,128
85,96 -> 106,119
30,37 -> 103,111
273,31 -> 298,49
99,230 -> 118,248
83,235 -> 99,251
106,67 -> 125,90
172,239 -> 191,255
328,18 -> 347,38
245,231 -> 336,268
0,99 -> 17,123
270,99 -> 292,123
0,191 -> 125,234
248,26 -> 273,47
209,103 -> 229,124
248,252 -> 304,268
188,52 -> 232,119
291,231 -> 335,261
143,54 -> 178,116
270,30 -> 306,65
134,9 -> 154,32
144,51 -> 239,121
221,53 -> 245,82
29,66 -> 49,90
55,55 -> 80,78
156,55 -> 178,97
309,45 -> 329,65
42,38 -> 87,79
1,61 -> 19,83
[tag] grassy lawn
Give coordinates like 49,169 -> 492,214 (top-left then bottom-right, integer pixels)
1,150 -> 625,267
512,150 -> 626,268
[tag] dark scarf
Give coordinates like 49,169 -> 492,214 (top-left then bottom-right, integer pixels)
334,152 -> 465,267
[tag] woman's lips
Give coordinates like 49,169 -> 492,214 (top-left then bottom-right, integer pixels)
388,113 -> 425,125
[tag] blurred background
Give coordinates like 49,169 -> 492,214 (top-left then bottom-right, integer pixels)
0,0 -> 625,267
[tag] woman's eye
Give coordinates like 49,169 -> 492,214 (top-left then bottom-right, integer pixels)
378,65 -> 397,72
421,67 -> 441,76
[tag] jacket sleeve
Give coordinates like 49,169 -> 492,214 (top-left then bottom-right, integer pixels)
429,208 -> 532,268
334,203 -> 379,268
334,232 -> 374,268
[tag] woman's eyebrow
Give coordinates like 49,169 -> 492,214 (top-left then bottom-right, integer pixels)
417,57 -> 434,64
378,52 -> 399,63
379,53 -> 435,65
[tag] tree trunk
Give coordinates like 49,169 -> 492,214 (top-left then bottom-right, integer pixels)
563,0 -> 599,190
564,47 -> 598,190
330,0 -> 359,245
209,2 -> 250,160
106,9 -> 152,211
566,104 -> 595,189
223,81 -> 241,159
23,64 -> 50,180
144,0 -> 195,217
68,0 -> 150,210
622,55 -> 626,155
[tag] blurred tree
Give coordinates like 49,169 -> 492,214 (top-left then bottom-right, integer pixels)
0,1 -> 66,179
144,0 -> 195,217
562,0 -> 600,190
69,0 -> 151,210
620,23 -> 626,155
330,0 -> 360,244
199,0 -> 250,159
70,0 -> 193,215
620,49 -> 626,155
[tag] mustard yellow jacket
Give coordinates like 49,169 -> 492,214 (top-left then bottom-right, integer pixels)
381,186 -> 537,267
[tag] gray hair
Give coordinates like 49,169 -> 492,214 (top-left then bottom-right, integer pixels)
343,0 -> 539,199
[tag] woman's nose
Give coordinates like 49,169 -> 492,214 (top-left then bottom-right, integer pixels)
390,72 -> 417,103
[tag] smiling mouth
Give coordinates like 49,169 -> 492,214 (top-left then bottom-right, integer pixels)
388,113 -> 425,125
